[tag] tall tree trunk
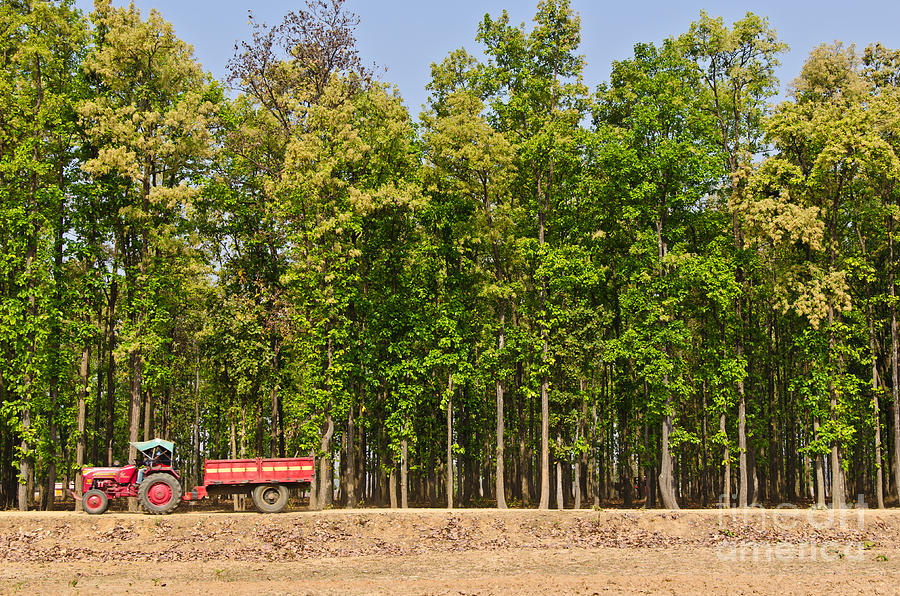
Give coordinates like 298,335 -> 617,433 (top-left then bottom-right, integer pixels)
555,465 -> 564,509
645,423 -> 657,508
357,416 -> 366,504
230,413 -> 241,511
91,302 -> 104,466
831,443 -> 845,509
337,430 -> 347,505
517,362 -> 532,505
269,376 -> 280,457
767,309 -> 779,503
700,382 -> 709,507
240,405 -> 247,458
401,435 -> 408,509
539,369 -> 550,511
890,217 -> 900,502
18,47 -> 46,513
44,389 -> 58,511
869,299 -> 885,509
269,346 -> 284,457
128,170 -> 151,509
143,387 -> 153,440
537,166 -> 551,511
814,418 -> 826,508
802,425 -> 813,500
574,457 -> 582,509
18,123 -> 35,510
74,338 -> 90,512
105,273 -> 118,466
555,433 -> 564,509
127,352 -> 142,512
720,413 -> 730,508
378,438 -> 388,507
575,379 -> 586,509
496,304 -> 507,509
346,401 -> 357,507
319,412 -> 334,509
42,204 -> 65,511
738,378 -> 748,508
591,388 -> 599,507
621,386 -> 633,508
308,451 -> 318,510
389,465 -> 398,509
539,363 -> 550,510
655,216 -> 678,510
658,402 -> 679,509
827,302 -> 845,510
732,207 -> 749,510
447,372 -> 454,509
191,357 -> 201,488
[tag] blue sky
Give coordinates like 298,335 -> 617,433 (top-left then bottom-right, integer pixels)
73,0 -> 900,116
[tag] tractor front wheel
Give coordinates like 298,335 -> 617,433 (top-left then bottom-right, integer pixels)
83,489 -> 109,515
138,474 -> 182,515
251,484 -> 289,513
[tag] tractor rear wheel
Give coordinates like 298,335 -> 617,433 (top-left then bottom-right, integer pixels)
138,474 -> 182,515
251,484 -> 289,513
83,489 -> 109,515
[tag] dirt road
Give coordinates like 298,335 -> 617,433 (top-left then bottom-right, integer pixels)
1,507 -> 898,594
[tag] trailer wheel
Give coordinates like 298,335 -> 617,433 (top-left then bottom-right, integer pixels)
251,484 -> 289,513
138,474 -> 182,514
83,489 -> 109,515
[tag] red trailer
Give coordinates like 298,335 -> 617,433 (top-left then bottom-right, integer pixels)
81,440 -> 314,515
183,457 -> 315,513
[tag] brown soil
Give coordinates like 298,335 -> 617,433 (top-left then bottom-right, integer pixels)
1,507 -> 898,594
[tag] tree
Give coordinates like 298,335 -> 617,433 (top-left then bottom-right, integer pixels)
0,0 -> 88,511
422,50 -> 516,508
79,1 -> 215,510
862,43 -> 900,506
477,0 -> 589,510
751,43 -> 900,508
595,39 -> 723,508
678,11 -> 786,508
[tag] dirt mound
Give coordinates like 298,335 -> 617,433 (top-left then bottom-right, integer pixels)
0,508 -> 895,563
1,508 -> 898,594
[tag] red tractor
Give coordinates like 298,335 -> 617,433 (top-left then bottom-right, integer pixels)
81,439 -> 182,515
80,438 -> 315,515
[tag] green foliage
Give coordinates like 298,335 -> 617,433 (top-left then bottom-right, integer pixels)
1,1 -> 899,512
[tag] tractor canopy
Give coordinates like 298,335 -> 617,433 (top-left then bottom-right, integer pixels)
130,438 -> 174,466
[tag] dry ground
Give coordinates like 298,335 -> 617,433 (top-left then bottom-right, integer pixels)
1,505 -> 898,595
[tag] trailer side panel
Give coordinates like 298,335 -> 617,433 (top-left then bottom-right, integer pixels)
202,457 -> 315,486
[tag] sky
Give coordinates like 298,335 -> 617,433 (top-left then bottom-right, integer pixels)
72,0 -> 900,116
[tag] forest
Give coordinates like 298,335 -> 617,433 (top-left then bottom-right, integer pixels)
3,0 -> 900,513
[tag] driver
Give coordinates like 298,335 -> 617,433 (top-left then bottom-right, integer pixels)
135,448 -> 157,485
135,443 -> 172,485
